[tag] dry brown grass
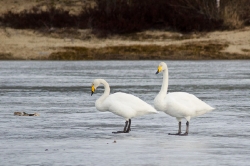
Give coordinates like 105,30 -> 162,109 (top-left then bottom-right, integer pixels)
241,49 -> 250,53
0,53 -> 16,60
44,42 -> 250,60
222,5 -> 244,29
115,31 -> 200,41
0,0 -> 92,15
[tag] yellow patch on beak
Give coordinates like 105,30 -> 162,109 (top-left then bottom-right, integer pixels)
158,66 -> 162,73
91,85 -> 95,92
91,85 -> 95,96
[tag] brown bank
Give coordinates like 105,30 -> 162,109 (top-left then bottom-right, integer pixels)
1,27 -> 250,60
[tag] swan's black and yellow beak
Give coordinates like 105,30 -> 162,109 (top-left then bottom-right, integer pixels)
155,66 -> 162,74
91,85 -> 95,96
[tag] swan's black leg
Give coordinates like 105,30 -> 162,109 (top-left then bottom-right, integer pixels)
123,120 -> 129,132
169,122 -> 181,135
112,120 -> 128,134
125,119 -> 131,133
180,121 -> 189,136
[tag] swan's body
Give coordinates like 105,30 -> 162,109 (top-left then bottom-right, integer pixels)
154,92 -> 214,118
154,62 -> 214,135
91,79 -> 158,133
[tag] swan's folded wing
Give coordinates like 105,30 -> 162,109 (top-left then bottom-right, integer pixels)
167,92 -> 214,117
104,92 -> 157,118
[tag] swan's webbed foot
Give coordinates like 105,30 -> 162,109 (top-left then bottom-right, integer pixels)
179,132 -> 188,136
169,122 -> 182,135
112,131 -> 126,134
168,132 -> 181,135
112,119 -> 131,134
112,129 -> 131,134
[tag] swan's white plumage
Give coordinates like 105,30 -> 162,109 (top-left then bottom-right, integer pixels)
155,92 -> 214,119
92,79 -> 158,121
154,62 -> 214,122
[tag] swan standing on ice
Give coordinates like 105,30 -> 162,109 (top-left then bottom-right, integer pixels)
154,62 -> 214,136
91,79 -> 158,133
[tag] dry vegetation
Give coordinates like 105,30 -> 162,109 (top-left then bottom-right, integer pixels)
0,53 -> 16,60
47,43 -> 232,60
0,0 -> 249,60
1,0 -> 249,33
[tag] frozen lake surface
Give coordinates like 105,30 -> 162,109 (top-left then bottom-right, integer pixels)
0,61 -> 250,166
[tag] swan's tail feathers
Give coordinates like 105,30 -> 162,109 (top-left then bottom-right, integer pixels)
194,106 -> 215,117
147,110 -> 159,115
145,107 -> 159,115
151,109 -> 159,114
149,106 -> 159,114
135,108 -> 158,117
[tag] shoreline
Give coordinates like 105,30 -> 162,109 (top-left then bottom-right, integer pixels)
1,27 -> 250,60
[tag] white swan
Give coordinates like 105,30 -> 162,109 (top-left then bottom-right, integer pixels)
91,79 -> 158,133
154,62 -> 215,136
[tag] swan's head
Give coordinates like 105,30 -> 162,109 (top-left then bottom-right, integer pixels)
156,62 -> 167,74
91,79 -> 101,96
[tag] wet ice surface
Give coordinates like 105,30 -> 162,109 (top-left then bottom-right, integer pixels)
0,61 -> 250,166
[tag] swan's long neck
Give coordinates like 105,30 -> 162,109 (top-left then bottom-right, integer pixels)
98,79 -> 110,102
159,68 -> 169,96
